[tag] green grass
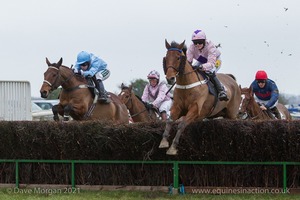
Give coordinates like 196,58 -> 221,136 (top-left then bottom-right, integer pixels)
1,189 -> 300,200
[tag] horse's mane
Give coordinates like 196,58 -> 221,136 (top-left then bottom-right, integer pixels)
170,41 -> 187,55
59,65 -> 87,83
135,94 -> 144,103
226,73 -> 237,81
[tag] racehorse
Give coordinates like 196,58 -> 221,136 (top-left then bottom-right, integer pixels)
118,84 -> 158,122
159,40 -> 241,155
40,58 -> 129,124
238,86 -> 292,120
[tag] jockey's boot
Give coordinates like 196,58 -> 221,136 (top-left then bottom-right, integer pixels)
96,79 -> 109,104
207,72 -> 229,101
160,111 -> 168,121
270,106 -> 281,119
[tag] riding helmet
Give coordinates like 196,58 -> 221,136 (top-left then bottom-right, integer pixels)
76,51 -> 91,65
255,70 -> 268,80
192,30 -> 206,40
147,70 -> 160,80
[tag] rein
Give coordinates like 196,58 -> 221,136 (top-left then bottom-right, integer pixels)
123,90 -> 154,119
246,109 -> 263,120
166,49 -> 208,90
43,66 -> 87,92
242,97 -> 265,119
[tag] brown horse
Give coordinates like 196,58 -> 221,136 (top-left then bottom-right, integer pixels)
40,58 -> 129,124
118,84 -> 158,122
238,86 -> 292,120
159,40 -> 241,155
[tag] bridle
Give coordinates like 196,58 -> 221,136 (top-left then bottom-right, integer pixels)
43,66 -> 82,92
240,94 -> 264,120
121,89 -> 148,118
165,48 -> 197,76
165,48 -> 207,89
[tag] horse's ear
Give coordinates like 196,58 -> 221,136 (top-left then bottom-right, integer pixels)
239,85 -> 242,90
57,57 -> 63,66
46,57 -> 51,66
129,85 -> 133,91
165,39 -> 171,49
178,40 -> 185,50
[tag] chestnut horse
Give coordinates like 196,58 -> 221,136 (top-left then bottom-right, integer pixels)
118,84 -> 158,122
40,58 -> 129,124
159,40 -> 241,155
238,87 -> 292,120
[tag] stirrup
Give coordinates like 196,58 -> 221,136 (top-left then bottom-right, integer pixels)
218,92 -> 228,101
98,96 -> 110,104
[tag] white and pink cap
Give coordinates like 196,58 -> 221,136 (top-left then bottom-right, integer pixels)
192,30 -> 206,40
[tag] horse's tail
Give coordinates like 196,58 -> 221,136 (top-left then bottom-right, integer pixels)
226,73 -> 236,81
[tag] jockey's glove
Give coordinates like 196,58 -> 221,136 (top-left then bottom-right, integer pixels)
145,102 -> 154,109
193,64 -> 203,70
192,59 -> 201,67
72,68 -> 78,73
73,68 -> 84,75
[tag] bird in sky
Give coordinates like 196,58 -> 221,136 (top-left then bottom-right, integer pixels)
215,43 -> 222,48
284,7 -> 288,11
264,41 -> 269,47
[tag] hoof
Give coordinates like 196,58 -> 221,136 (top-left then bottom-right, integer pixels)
53,115 -> 59,121
166,146 -> 178,155
159,138 -> 169,148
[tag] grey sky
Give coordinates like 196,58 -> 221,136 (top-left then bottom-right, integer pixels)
0,0 -> 299,97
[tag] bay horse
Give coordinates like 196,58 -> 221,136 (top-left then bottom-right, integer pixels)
40,58 -> 129,124
238,86 -> 292,120
118,84 -> 158,122
159,40 -> 241,155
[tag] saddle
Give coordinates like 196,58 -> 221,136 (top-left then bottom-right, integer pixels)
197,70 -> 217,96
197,70 -> 219,107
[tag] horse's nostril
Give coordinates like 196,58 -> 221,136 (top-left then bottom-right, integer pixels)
40,91 -> 48,98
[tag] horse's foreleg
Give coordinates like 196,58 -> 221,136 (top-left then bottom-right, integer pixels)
63,104 -> 73,121
159,106 -> 182,149
159,120 -> 172,148
52,105 -> 60,121
166,120 -> 188,155
167,108 -> 198,155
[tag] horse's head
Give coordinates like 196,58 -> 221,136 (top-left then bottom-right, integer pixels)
40,58 -> 63,98
238,86 -> 253,119
163,40 -> 187,85
118,83 -> 133,106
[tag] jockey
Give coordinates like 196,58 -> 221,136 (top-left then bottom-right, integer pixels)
73,51 -> 110,103
250,70 -> 281,119
187,29 -> 228,101
141,70 -> 173,121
